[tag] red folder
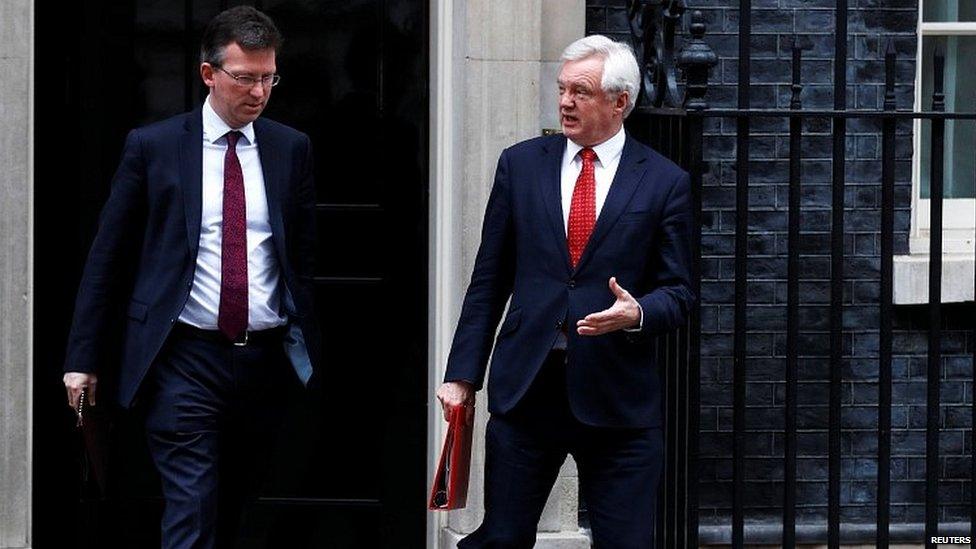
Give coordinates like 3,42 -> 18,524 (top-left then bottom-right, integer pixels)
428,405 -> 473,510
76,389 -> 112,498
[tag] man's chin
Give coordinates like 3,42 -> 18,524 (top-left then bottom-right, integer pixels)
238,107 -> 264,122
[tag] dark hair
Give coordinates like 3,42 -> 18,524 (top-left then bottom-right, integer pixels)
200,6 -> 282,66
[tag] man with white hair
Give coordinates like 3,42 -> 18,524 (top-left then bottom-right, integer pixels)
437,34 -> 694,547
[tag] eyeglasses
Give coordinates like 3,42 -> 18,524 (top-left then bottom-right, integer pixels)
214,65 -> 280,88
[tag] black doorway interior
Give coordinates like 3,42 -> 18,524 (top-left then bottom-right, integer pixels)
33,1 -> 428,547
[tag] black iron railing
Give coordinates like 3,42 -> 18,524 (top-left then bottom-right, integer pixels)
623,1 -> 976,547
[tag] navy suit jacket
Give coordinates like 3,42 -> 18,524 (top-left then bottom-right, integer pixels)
444,132 -> 694,428
64,108 -> 322,408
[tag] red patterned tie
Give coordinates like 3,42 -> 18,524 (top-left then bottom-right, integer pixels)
567,148 -> 597,268
218,131 -> 248,342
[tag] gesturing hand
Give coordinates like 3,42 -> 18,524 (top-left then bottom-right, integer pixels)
577,277 -> 641,336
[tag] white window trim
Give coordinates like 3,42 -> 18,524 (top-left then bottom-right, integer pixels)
898,1 -> 976,304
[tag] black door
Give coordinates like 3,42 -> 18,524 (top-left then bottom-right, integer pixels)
33,1 -> 428,547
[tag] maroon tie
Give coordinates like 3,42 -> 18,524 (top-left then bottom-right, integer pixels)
567,148 -> 597,268
218,131 -> 248,342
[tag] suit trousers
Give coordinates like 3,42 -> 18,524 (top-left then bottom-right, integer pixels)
141,324 -> 289,549
459,351 -> 664,549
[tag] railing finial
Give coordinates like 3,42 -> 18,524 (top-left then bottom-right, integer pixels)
932,41 -> 945,112
677,10 -> 717,111
790,40 -> 803,110
883,38 -> 897,111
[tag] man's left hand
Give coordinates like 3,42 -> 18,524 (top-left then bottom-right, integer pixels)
577,277 -> 640,336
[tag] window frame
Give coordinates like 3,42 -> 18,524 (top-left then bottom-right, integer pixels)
911,7 -> 976,254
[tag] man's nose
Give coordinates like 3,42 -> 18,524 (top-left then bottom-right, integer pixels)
559,91 -> 573,108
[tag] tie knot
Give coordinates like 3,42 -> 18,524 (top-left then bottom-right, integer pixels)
579,148 -> 597,163
225,131 -> 242,149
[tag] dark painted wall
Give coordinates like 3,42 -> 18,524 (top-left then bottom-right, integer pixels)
590,0 -> 973,541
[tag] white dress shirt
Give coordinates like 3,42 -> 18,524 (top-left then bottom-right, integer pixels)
560,125 -> 626,233
178,96 -> 287,330
560,126 -> 642,331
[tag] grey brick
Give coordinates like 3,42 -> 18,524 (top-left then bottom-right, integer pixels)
849,10 -> 919,34
855,84 -> 880,110
747,280 -> 778,303
797,382 -> 830,405
851,381 -> 879,404
856,135 -> 879,159
853,233 -> 878,256
744,406 -> 786,430
943,356 -> 973,379
944,457 -> 972,478
856,0 -> 917,7
701,380 -> 733,406
799,180 -> 832,204
795,10 -> 834,32
749,211 -> 787,231
748,186 -> 777,210
745,381 -> 776,403
892,430 -> 926,455
941,431 -> 966,454
842,406 -> 879,429
797,481 -> 829,503
944,504 -> 973,522
742,357 -> 786,381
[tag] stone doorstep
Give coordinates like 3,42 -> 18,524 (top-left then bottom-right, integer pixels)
439,528 -> 591,548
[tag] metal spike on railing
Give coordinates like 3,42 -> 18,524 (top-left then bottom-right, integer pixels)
883,39 -> 897,111
933,42 -> 945,111
677,11 -> 717,111
790,41 -> 803,110
925,37 -> 946,549
878,35 -> 897,549
784,36 -> 803,549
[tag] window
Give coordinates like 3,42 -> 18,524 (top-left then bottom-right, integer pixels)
895,0 -> 976,304
912,0 -> 976,254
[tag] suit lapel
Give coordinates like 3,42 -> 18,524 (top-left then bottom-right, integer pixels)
179,110 -> 204,256
254,119 -> 287,258
574,135 -> 647,273
539,135 -> 572,274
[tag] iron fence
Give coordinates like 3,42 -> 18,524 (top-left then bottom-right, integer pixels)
628,1 -> 976,547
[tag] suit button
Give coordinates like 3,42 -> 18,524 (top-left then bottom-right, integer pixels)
556,319 -> 563,329
568,279 -> 576,288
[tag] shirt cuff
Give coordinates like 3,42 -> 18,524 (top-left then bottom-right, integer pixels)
622,303 -> 644,333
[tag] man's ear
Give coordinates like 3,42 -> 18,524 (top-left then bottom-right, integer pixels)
615,91 -> 629,115
200,63 -> 216,88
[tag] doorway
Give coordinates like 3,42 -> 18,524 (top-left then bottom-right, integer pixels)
33,1 -> 429,547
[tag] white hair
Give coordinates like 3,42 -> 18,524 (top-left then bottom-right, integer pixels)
560,34 -> 641,117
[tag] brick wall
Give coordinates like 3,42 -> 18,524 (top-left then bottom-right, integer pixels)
587,0 -> 973,542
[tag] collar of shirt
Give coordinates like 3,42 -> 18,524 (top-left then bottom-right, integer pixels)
202,95 -> 256,146
562,125 -> 626,168
559,125 -> 627,234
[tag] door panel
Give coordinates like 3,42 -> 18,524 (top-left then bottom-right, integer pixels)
34,1 -> 428,547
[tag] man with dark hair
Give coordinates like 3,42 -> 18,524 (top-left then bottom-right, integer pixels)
62,6 -> 321,548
